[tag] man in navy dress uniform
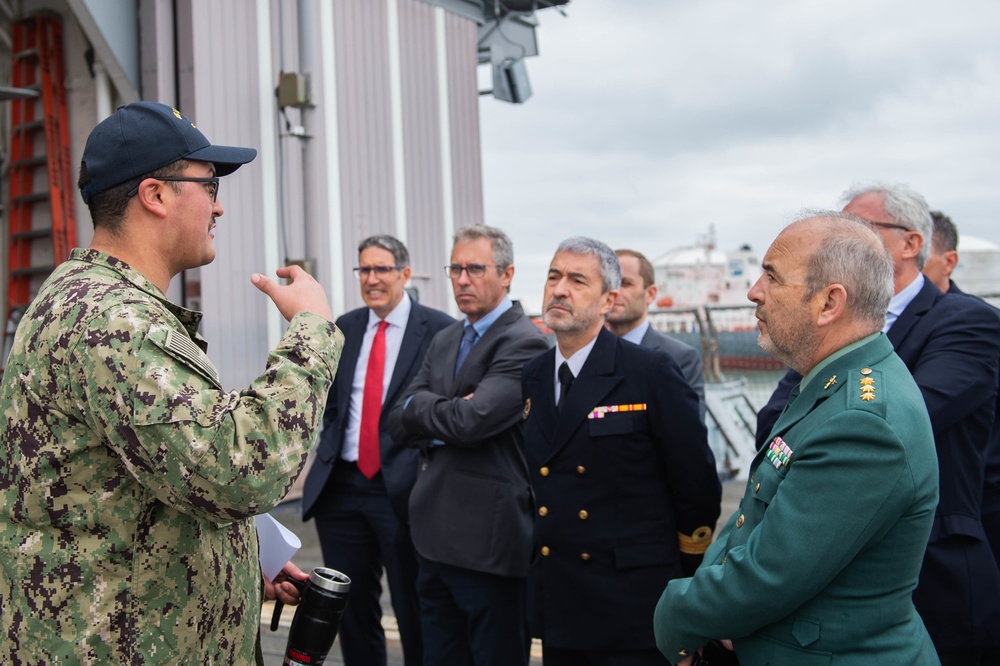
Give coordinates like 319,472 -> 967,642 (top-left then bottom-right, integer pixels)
522,237 -> 721,665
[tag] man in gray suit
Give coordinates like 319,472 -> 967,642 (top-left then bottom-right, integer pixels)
609,249 -> 705,419
388,225 -> 549,666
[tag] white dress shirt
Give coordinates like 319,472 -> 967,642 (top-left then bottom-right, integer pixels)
341,294 -> 412,461
553,335 -> 599,405
884,273 -> 924,332
619,319 -> 649,345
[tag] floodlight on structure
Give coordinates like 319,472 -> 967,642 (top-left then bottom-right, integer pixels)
492,58 -> 532,104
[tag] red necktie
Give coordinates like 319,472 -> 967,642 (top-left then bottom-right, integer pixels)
358,320 -> 389,479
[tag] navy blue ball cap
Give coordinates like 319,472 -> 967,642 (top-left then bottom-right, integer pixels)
79,101 -> 257,203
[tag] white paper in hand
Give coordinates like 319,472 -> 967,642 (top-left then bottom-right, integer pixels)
255,512 -> 302,581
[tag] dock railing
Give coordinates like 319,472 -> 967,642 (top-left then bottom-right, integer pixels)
647,306 -> 788,479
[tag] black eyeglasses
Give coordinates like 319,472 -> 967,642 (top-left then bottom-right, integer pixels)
867,221 -> 911,232
445,264 -> 496,279
127,176 -> 220,202
353,265 -> 404,279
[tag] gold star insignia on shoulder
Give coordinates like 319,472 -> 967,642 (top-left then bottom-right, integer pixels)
824,375 -> 837,389
859,371 -> 877,401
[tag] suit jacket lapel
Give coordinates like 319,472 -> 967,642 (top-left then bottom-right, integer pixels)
437,323 -> 463,397
452,303 -> 524,391
888,279 -> 939,348
550,329 -> 623,457
385,304 -> 428,407
639,326 -> 657,347
337,310 -> 367,419
524,350 -> 558,449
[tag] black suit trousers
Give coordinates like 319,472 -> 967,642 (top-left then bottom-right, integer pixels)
415,555 -> 529,666
313,461 -> 423,666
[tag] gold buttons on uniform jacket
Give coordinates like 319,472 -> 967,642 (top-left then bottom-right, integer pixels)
578,510 -> 588,520
755,482 -> 761,493
576,466 -> 586,474
580,553 -> 591,561
736,514 -> 745,528
538,506 -> 548,516
540,467 -> 550,477
541,546 -> 550,556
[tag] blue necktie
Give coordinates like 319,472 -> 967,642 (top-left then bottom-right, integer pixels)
454,326 -> 478,378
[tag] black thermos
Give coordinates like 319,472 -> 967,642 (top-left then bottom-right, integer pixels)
271,567 -> 351,665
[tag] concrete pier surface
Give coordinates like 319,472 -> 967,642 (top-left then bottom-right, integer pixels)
259,480 -> 744,665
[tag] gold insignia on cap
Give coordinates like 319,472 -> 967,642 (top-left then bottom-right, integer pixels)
861,367 -> 873,375
522,398 -> 531,420
823,375 -> 837,390
172,108 -> 183,119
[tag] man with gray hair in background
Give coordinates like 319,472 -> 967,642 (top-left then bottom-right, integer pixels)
388,225 -> 548,666
657,213 -> 940,664
922,211 -> 1000,664
756,185 -> 1000,664
522,237 -> 720,665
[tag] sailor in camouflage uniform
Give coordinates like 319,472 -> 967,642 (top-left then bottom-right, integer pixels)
654,214 -> 940,665
0,102 -> 343,664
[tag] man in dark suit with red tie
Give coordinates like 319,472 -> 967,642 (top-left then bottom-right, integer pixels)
302,235 -> 453,666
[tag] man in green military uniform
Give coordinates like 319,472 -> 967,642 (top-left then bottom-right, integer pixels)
0,102 -> 343,664
654,213 -> 940,664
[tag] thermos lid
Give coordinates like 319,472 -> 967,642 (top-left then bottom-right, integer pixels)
310,567 -> 351,594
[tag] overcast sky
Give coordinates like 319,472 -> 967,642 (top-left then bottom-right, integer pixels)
478,0 -> 1000,313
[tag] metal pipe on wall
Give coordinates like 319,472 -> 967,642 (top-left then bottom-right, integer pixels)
318,0 -> 346,312
93,61 -> 112,120
257,0 -> 283,348
297,0 -> 318,277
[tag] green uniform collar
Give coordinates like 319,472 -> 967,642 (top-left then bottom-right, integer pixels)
800,332 -> 881,392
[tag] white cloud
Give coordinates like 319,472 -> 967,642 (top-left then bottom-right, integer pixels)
480,0 -> 1000,312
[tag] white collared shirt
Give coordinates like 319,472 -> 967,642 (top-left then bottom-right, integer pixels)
619,319 -> 649,345
884,273 -> 924,332
342,294 -> 412,461
553,335 -> 599,404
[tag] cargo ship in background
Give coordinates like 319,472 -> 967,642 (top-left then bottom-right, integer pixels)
647,227 -> 782,376
643,227 -> 1000,480
647,226 -> 1000,376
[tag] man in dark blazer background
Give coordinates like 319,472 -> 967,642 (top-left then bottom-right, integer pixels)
388,225 -> 549,666
522,237 -> 721,665
608,249 -> 705,421
924,211 -> 1000,663
756,186 -> 1000,664
301,235 -> 453,666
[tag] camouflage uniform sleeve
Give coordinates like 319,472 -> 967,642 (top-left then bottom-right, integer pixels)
70,304 -> 343,523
